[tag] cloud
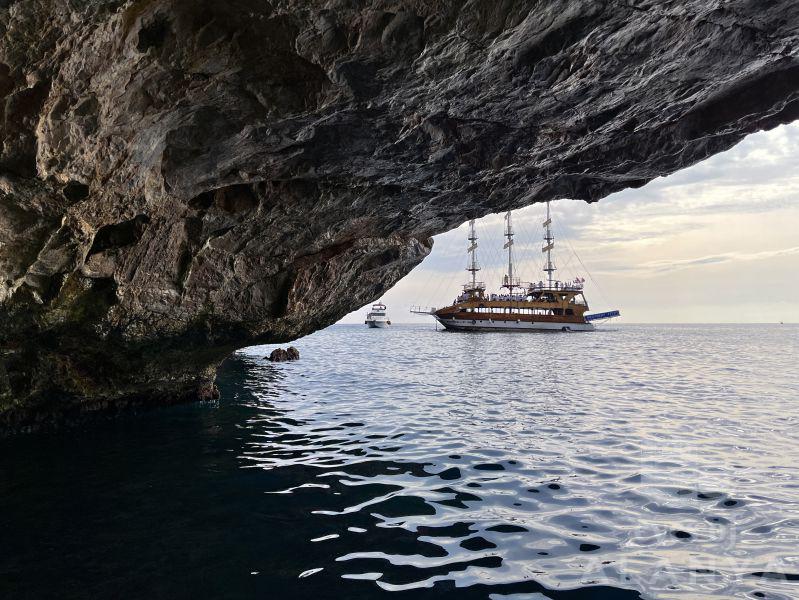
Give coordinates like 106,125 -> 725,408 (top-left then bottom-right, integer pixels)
634,246 -> 799,275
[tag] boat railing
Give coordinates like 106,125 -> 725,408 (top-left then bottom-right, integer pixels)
410,306 -> 436,315
526,281 -> 584,292
489,293 -> 529,302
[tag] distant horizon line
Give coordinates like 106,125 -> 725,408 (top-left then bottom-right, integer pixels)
335,321 -> 797,326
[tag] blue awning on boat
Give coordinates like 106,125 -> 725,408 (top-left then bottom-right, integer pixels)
585,310 -> 621,321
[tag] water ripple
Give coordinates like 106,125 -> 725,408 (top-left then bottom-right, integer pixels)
221,324 -> 799,598
1,324 -> 797,599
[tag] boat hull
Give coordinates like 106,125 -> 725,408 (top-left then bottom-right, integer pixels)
366,320 -> 390,328
435,316 -> 594,332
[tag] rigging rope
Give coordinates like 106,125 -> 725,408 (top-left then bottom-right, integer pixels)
552,215 -> 614,311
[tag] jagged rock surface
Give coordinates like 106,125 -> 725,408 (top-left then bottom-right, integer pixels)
1,0 -> 798,430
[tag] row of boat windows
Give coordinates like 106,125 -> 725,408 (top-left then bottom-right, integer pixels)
461,307 -> 575,316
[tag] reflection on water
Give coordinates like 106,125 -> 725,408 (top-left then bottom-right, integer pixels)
2,324 -> 799,599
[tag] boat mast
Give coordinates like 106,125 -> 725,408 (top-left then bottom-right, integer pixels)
504,210 -> 515,294
543,201 -> 556,288
467,218 -> 479,293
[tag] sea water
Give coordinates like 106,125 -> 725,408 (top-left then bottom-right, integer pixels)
2,324 -> 798,599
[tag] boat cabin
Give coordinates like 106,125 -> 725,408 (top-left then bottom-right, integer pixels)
367,303 -> 387,318
442,279 -> 589,323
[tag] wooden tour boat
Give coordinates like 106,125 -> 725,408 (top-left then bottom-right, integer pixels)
412,201 -> 619,332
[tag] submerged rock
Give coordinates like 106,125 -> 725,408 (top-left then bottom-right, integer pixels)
267,347 -> 300,362
268,349 -> 289,363
197,384 -> 221,402
1,0 -> 798,430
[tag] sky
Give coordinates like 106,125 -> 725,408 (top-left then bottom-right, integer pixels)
340,122 -> 799,324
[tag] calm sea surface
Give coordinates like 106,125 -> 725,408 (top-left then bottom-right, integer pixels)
2,324 -> 799,599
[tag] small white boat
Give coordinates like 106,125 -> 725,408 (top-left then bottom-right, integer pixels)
365,303 -> 391,328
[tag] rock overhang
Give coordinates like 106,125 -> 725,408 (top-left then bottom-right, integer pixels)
0,0 -> 797,431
